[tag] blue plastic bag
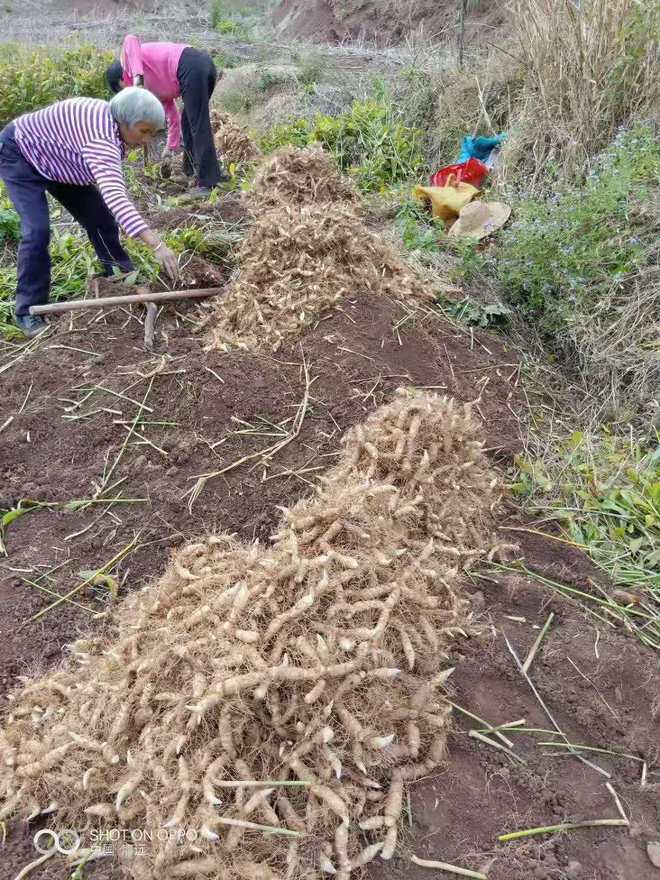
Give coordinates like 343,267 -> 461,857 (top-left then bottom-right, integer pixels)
459,134 -> 506,164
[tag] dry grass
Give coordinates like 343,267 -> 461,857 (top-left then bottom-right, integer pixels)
509,0 -> 659,177
0,391 -> 510,879
571,264 -> 660,424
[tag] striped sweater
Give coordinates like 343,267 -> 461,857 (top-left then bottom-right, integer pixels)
14,98 -> 148,238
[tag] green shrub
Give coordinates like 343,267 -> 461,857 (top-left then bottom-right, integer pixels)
0,45 -> 114,128
210,0 -> 253,39
212,49 -> 241,70
497,126 -> 660,335
260,95 -> 424,192
256,68 -> 290,92
216,19 -> 244,35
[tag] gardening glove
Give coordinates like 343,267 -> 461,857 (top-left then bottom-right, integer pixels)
161,145 -> 181,161
153,242 -> 179,281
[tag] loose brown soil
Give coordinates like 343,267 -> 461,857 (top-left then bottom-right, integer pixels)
1,266 -> 658,879
272,0 -> 508,47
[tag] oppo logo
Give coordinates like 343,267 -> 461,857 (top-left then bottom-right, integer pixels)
33,828 -> 81,855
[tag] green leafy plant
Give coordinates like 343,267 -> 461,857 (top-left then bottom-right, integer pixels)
437,294 -> 510,328
257,67 -> 289,92
0,207 -> 20,246
210,0 -> 252,38
497,127 -> 659,330
260,95 -> 424,192
492,125 -> 660,423
0,44 -> 114,128
297,52 -> 323,88
395,199 -> 445,253
511,429 -> 660,601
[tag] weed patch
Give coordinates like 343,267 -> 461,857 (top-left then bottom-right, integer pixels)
0,215 -> 230,330
512,429 -> 660,631
495,125 -> 659,417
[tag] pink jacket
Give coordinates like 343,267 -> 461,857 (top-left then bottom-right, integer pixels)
120,36 -> 188,150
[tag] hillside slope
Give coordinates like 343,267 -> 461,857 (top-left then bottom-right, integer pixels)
272,0 -> 507,45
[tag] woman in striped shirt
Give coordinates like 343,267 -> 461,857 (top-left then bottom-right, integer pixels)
0,87 -> 179,337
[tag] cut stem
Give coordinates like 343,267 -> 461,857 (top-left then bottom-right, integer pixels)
605,782 -> 629,824
502,634 -> 610,779
447,701 -> 514,749
539,742 -> 643,762
499,818 -> 628,842
522,612 -> 554,674
469,730 -> 526,764
26,535 -> 140,624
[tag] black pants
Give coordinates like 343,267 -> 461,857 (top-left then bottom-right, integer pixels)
177,48 -> 222,188
0,123 -> 133,317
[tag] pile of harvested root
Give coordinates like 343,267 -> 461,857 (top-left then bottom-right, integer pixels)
0,391 -> 506,880
251,145 -> 359,208
211,110 -> 261,166
208,201 -> 429,351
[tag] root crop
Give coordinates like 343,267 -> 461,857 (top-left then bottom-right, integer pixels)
211,110 -> 261,167
207,200 -> 429,352
0,391 -> 506,879
252,146 -> 359,208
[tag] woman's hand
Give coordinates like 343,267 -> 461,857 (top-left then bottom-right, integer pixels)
153,241 -> 179,280
139,229 -> 179,281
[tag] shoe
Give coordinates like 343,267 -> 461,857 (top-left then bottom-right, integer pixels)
15,314 -> 48,338
185,186 -> 214,199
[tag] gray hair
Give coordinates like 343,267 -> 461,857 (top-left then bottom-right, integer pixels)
110,86 -> 165,130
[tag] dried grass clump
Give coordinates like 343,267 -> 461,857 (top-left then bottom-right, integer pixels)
572,264 -> 660,423
0,391 -> 507,880
252,145 -> 359,208
211,109 -> 261,166
510,0 -> 659,177
208,201 -> 429,351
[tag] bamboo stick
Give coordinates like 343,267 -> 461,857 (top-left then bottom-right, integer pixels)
30,288 -> 221,315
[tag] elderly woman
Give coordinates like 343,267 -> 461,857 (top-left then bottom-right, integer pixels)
0,87 -> 178,338
107,36 -> 226,196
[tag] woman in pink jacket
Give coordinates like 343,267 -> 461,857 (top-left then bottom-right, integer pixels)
107,36 -> 227,196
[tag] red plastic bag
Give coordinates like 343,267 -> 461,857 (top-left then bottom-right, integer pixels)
430,158 -> 489,189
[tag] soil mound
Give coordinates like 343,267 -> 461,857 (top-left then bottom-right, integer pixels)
0,391 -> 504,879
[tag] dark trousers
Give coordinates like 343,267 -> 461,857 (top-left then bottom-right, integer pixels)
177,47 -> 222,188
0,123 -> 133,317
